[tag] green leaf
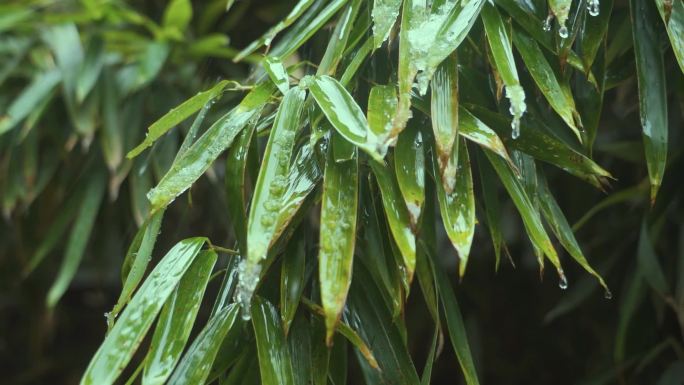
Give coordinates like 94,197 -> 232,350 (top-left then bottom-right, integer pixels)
167,304 -> 241,385
234,0 -> 323,61
319,132 -> 358,343
512,29 -> 583,142
433,138 -> 475,277
281,228 -> 307,335
372,0 -> 402,48
0,69 -> 61,135
637,222 -> 669,295
395,123 -> 425,226
631,0 -> 668,203
147,82 -> 274,210
654,0 -> 684,74
430,53 -> 459,191
264,56 -> 290,94
367,84 -> 397,139
81,238 -> 207,385
309,75 -> 387,161
127,80 -> 231,158
476,150 -> 506,270
76,36 -> 105,103
46,170 -> 106,307
163,0 -> 192,33
252,296 -> 295,385
143,250 -> 217,385
578,0 -> 613,72
237,87 -> 306,311
481,2 -> 526,137
317,0 -> 362,76
369,160 -> 416,284
225,123 -> 256,254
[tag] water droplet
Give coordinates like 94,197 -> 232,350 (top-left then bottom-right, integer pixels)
543,15 -> 553,32
604,289 -> 612,299
511,118 -> 521,139
588,0 -> 600,16
559,25 -> 569,39
558,272 -> 568,290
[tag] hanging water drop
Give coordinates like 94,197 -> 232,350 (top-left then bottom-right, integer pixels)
558,272 -> 568,290
588,0 -> 600,16
511,118 -> 521,139
604,289 -> 613,299
543,15 -> 553,32
558,25 -> 569,39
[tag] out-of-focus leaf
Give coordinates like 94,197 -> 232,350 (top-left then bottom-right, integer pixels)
234,0 -> 318,61
252,296 -> 295,385
433,138 -> 475,277
281,227 -> 307,335
77,36 -> 105,103
167,304 -> 241,385
347,265 -> 420,385
372,0 -> 401,48
80,238 -> 206,385
430,53 -> 459,191
147,82 -> 274,211
0,69 -> 61,135
614,270 -> 645,363
637,222 -> 669,295
264,56 -> 290,94
101,68 -> 124,171
319,132 -> 358,343
46,171 -> 106,307
537,172 -> 609,293
395,123 -> 425,226
512,29 -> 582,141
657,362 -> 684,385
369,160 -> 416,284
654,0 -> 684,74
163,0 -> 192,33
476,150 -> 505,269
317,0 -> 362,76
127,80 -> 230,158
237,87 -> 306,311
42,23 -> 83,100
631,0 -> 668,203
143,250 -> 217,385
309,75 -> 387,161
483,149 -> 564,278
110,210 -> 164,323
481,2 -> 526,137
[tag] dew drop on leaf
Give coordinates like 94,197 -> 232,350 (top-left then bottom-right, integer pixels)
558,25 -> 569,39
558,273 -> 569,290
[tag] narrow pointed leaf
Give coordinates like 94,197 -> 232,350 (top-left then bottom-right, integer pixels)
81,238 -> 207,385
319,133 -> 358,343
395,123 -> 425,226
654,0 -> 684,74
127,80 -> 230,158
317,0 -> 362,76
225,123 -> 256,254
372,0 -> 402,48
0,69 -> 61,135
431,53 -> 459,191
631,0 -> 668,203
237,87 -> 306,311
143,250 -> 217,385
264,56 -> 290,94
281,228 -> 307,335
252,296 -> 296,385
167,304 -> 241,385
147,82 -> 274,211
476,150 -> 505,270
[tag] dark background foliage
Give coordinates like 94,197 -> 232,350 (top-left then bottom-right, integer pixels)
1,0 -> 682,384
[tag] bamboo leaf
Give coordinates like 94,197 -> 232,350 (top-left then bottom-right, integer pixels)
147,82 -> 274,211
395,123 -> 425,226
80,238 -> 207,385
127,80 -> 231,158
0,69 -> 61,135
264,56 -> 290,94
281,227 -> 307,335
319,132 -> 358,343
372,0 -> 402,48
252,296 -> 296,385
631,0 -> 668,203
143,250 -> 217,385
654,0 -> 684,74
430,53 -> 459,191
225,123 -> 256,254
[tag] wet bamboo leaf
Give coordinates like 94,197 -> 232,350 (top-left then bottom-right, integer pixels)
147,82 -> 274,211
481,2 -> 526,137
309,75 -> 387,161
637,222 -> 669,295
225,123 -> 256,254
654,0 -> 684,74
367,84 -> 397,139
372,0 -> 402,48
483,149 -> 565,279
287,314 -> 313,384
578,0 -> 612,72
234,0 -> 317,61
537,172 -> 610,293
317,0 -> 362,76
264,56 -> 290,94
127,80 -> 231,158
46,170 -> 106,307
0,69 -> 61,135
395,123 -> 425,226
430,53 -> 459,191
319,133 -> 358,343
631,0 -> 668,203
252,296 -> 295,385
80,238 -> 207,385
237,87 -> 306,312
433,139 -> 475,277
548,0 -> 572,33
281,227 -> 307,335
476,150 -> 506,270
167,304 -> 241,385
143,250 -> 217,385
512,29 -> 583,141
369,160 -> 416,283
